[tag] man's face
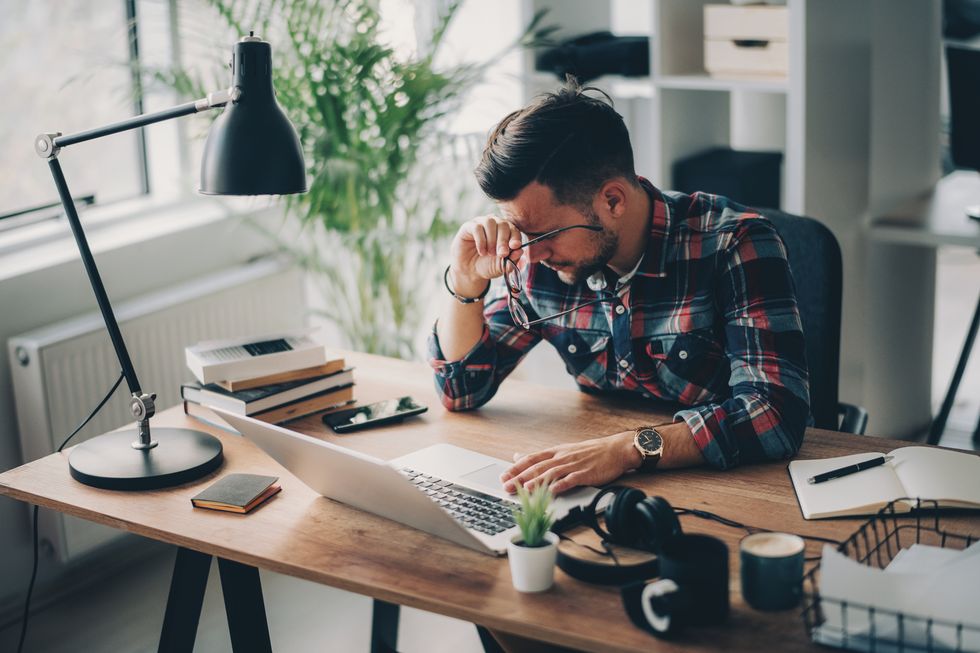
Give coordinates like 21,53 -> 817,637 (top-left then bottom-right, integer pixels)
498,182 -> 618,285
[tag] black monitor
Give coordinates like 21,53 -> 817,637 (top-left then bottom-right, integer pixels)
946,43 -> 980,219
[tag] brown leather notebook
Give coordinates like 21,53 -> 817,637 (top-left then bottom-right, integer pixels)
191,473 -> 281,514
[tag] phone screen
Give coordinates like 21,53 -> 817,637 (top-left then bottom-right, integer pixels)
323,396 -> 426,431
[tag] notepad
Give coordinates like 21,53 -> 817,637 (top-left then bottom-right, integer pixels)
788,446 -> 980,519
191,473 -> 281,514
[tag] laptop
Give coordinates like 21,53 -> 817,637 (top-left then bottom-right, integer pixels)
211,408 -> 599,555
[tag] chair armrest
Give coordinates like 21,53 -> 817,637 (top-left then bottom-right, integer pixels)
838,402 -> 869,435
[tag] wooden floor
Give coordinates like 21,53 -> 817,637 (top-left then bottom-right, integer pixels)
0,541 -> 484,653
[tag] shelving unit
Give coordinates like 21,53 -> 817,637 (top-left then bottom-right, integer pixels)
522,0 -> 943,438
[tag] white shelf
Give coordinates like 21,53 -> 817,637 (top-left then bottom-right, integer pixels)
529,72 -> 654,98
654,74 -> 788,94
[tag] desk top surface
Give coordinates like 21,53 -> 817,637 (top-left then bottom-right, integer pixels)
871,170 -> 980,248
2,351 -> 978,652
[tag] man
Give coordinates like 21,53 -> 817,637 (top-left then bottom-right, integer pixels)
428,80 -> 810,495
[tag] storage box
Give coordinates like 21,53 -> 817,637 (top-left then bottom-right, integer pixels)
703,5 -> 789,79
672,147 -> 782,210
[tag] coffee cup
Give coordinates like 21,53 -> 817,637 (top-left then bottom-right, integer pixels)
621,534 -> 729,638
740,532 -> 805,611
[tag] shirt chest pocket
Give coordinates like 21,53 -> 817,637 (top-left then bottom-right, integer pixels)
549,329 -> 610,381
633,330 -> 728,398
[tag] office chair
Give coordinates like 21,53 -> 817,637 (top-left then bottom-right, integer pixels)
763,211 -> 869,435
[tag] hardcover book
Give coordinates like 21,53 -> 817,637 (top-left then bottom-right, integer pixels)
216,358 -> 346,392
191,473 -> 281,514
185,330 -> 328,384
181,369 -> 354,415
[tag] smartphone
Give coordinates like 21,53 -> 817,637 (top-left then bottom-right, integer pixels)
322,396 -> 428,433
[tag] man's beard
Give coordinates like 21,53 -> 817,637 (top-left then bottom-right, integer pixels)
552,208 -> 618,286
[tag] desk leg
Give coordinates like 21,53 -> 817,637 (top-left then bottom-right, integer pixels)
371,599 -> 400,653
929,290 -> 980,445
158,547 -> 211,653
218,558 -> 273,653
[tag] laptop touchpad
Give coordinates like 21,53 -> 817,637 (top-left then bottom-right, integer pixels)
459,462 -> 510,491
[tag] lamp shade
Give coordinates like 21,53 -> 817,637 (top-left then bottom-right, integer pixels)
200,36 -> 307,195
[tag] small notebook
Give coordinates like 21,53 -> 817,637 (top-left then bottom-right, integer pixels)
191,473 -> 281,514
788,446 -> 980,519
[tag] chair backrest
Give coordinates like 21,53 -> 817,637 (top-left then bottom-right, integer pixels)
946,44 -> 980,171
760,211 -> 843,430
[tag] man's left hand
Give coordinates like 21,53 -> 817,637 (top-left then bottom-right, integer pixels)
500,431 -> 640,495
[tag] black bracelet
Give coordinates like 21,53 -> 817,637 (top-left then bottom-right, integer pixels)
444,266 -> 490,304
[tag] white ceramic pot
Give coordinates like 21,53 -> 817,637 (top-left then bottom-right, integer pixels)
507,532 -> 559,593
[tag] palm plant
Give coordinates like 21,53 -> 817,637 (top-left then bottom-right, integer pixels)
149,0 -> 554,358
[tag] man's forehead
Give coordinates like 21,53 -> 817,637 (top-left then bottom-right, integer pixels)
498,182 -> 562,232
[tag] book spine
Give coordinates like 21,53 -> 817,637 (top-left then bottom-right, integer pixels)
254,385 -> 355,424
183,401 -> 241,435
197,348 -> 329,384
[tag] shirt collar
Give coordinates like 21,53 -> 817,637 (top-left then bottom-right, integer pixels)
636,176 -> 671,279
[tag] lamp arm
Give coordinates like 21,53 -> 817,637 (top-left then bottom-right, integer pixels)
35,87 -> 240,156
33,86 -> 239,449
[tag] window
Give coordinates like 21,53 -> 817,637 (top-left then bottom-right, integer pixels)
0,0 -> 153,228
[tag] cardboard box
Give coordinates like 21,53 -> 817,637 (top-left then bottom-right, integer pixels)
703,5 -> 789,79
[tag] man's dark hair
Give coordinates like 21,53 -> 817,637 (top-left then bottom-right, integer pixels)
474,78 -> 637,208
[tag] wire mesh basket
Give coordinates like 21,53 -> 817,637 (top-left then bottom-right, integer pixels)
802,498 -> 980,652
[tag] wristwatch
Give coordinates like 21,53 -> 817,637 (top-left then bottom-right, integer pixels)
632,426 -> 665,472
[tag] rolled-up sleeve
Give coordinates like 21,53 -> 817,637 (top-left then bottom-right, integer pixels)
674,219 -> 810,469
427,280 -> 541,411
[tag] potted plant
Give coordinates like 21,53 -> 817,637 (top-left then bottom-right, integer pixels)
508,482 -> 559,593
145,0 -> 554,359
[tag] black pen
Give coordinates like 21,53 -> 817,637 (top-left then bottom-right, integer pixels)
807,455 -> 893,484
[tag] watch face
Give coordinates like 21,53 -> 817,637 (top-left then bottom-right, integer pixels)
637,428 -> 663,454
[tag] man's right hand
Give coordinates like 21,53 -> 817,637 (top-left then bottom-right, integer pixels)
448,216 -> 524,297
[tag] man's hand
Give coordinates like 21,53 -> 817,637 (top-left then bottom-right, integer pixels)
500,432 -> 641,495
449,216 -> 524,296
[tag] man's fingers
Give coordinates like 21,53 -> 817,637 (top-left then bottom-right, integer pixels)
550,470 -> 589,495
501,450 -> 556,488
470,222 -> 488,256
509,222 -> 524,250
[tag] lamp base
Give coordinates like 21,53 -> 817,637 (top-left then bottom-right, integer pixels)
68,428 -> 223,490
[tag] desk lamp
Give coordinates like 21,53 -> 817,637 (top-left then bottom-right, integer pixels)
33,34 -> 306,490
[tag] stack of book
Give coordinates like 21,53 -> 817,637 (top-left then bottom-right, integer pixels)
181,330 -> 354,430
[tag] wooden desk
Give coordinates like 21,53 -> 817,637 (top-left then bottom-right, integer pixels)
870,171 -> 980,249
2,351 -> 978,652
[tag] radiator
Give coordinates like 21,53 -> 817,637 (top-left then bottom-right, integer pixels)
8,257 -> 306,563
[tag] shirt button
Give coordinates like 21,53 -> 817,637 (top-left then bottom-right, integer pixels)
614,305 -> 626,315
619,359 -> 629,369
567,344 -> 578,354
678,350 -> 689,360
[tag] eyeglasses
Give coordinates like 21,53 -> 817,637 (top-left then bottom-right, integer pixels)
503,223 -> 614,329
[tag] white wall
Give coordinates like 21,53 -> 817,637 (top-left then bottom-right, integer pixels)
0,204 -> 282,612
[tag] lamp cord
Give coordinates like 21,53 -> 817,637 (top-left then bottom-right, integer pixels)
16,371 -> 124,653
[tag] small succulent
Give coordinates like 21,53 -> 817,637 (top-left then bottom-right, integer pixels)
512,483 -> 556,548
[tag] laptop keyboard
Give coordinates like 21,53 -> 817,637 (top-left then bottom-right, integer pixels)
400,468 -> 518,535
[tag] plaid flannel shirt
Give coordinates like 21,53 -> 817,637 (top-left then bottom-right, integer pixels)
427,181 -> 810,470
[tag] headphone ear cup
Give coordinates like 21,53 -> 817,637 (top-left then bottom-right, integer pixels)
607,487 -> 647,547
585,486 -> 625,541
636,496 -> 683,551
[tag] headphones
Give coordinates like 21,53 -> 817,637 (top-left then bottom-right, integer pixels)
558,485 -> 842,587
584,486 -> 682,551
556,486 -> 682,585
